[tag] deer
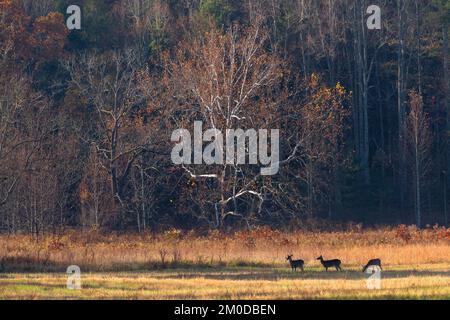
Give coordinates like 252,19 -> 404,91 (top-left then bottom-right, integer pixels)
317,255 -> 342,271
286,255 -> 304,272
362,259 -> 382,273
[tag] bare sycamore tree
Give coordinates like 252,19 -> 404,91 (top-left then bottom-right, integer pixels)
407,91 -> 432,228
65,49 -> 151,221
162,25 -> 301,228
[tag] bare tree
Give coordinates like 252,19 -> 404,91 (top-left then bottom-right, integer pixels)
65,49 -> 152,220
162,25 -> 289,228
407,91 -> 432,228
116,0 -> 171,60
79,143 -> 107,228
0,71 -> 47,230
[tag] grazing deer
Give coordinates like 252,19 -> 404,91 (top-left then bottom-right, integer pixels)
286,255 -> 304,272
317,255 -> 342,271
362,259 -> 382,273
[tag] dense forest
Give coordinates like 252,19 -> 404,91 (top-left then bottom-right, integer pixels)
0,0 -> 449,234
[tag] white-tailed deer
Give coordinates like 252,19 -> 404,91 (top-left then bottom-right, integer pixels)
286,255 -> 304,272
362,259 -> 382,272
317,255 -> 342,271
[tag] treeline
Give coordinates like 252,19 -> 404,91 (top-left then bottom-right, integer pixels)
0,0 -> 449,234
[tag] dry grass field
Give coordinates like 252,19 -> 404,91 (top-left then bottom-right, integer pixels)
1,225 -> 450,299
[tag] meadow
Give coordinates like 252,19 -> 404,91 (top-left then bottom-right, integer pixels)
1,225 -> 450,299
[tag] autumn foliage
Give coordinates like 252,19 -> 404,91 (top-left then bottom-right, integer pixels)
0,1 -> 449,234
0,0 -> 66,65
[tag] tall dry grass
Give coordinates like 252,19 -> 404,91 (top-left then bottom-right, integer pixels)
1,225 -> 449,272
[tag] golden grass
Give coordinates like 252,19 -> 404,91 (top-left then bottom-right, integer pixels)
1,226 -> 449,272
0,226 -> 449,299
1,265 -> 450,299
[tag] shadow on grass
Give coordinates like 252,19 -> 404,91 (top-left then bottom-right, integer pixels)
0,280 -> 161,293
0,257 -> 67,273
1,257 -> 449,281
0,257 -> 273,274
151,268 -> 450,281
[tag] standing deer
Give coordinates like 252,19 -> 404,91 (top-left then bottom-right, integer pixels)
317,255 -> 342,271
362,259 -> 382,273
286,255 -> 304,272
